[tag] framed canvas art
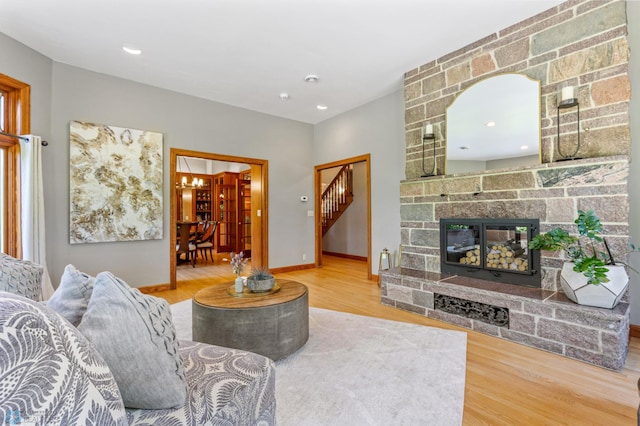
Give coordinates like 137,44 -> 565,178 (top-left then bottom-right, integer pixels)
69,121 -> 163,244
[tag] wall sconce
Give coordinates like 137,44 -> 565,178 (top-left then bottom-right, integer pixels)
556,85 -> 581,161
421,124 -> 436,177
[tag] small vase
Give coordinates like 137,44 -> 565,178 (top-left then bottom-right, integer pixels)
235,276 -> 244,294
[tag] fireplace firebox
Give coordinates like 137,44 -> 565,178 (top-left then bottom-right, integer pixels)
440,218 -> 541,288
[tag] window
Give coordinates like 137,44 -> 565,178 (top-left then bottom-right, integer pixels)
0,73 -> 30,256
1,92 -> 5,131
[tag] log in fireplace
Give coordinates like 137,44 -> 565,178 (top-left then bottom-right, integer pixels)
440,218 -> 541,288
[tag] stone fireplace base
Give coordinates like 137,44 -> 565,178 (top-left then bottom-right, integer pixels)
380,268 -> 629,371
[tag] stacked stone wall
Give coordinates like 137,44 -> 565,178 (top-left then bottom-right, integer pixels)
394,0 -> 631,370
404,0 -> 630,179
400,0 -> 631,290
400,157 -> 629,291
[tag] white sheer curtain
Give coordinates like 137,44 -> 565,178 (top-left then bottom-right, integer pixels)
20,135 -> 54,299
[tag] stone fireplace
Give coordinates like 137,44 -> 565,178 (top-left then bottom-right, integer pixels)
381,1 -> 632,371
381,158 -> 631,371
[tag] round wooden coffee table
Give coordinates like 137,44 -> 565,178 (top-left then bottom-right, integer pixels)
192,279 -> 309,360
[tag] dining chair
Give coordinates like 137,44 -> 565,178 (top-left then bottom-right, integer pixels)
176,222 -> 197,267
196,221 -> 218,262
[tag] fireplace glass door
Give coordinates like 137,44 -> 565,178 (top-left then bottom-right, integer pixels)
440,219 -> 540,287
444,224 -> 481,268
485,225 -> 530,273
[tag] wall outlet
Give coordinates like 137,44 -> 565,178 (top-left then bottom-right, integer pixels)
302,253 -> 307,261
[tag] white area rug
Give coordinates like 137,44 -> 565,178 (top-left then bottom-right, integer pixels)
171,300 -> 467,425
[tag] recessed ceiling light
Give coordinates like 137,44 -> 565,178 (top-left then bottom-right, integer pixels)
305,74 -> 319,83
122,45 -> 142,55
521,145 -> 529,150
317,104 -> 328,110
280,92 -> 289,101
486,121 -> 496,127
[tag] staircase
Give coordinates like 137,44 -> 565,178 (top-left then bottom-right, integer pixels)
322,164 -> 353,236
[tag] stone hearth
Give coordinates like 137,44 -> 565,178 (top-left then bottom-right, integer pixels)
381,268 -> 629,371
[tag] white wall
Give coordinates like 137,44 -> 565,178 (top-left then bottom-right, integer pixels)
627,0 -> 640,324
314,91 -> 405,274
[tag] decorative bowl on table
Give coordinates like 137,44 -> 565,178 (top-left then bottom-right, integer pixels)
246,267 -> 275,292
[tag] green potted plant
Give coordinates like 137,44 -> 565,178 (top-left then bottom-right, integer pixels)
528,209 -> 638,308
246,266 -> 275,293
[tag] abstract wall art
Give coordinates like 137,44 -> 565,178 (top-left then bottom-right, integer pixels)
69,121 -> 163,244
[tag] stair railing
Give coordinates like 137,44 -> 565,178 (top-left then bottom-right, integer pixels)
321,164 -> 353,228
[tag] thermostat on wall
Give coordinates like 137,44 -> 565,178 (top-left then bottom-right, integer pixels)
301,196 -> 308,202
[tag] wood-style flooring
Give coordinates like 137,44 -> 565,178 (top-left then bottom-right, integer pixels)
152,255 -> 640,425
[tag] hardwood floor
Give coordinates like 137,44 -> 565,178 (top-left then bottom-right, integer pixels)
153,255 -> 640,424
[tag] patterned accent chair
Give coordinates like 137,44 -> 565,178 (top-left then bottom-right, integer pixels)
0,255 -> 276,426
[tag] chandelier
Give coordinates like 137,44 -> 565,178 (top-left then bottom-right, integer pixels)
177,156 -> 203,189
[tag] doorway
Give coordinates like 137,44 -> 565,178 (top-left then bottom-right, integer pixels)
170,148 -> 268,289
314,154 -> 372,280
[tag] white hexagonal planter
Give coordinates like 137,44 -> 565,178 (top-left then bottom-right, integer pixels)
560,263 -> 629,309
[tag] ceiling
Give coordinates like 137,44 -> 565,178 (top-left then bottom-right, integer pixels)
0,0 -> 563,124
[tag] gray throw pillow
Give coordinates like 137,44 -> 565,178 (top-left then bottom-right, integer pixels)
77,272 -> 187,409
0,253 -> 43,301
0,291 -> 127,425
47,264 -> 95,326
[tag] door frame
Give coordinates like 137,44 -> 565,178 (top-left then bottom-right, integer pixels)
314,154 -> 372,280
170,148 -> 269,289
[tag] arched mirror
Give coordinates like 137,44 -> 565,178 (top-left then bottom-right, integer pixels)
445,73 -> 541,175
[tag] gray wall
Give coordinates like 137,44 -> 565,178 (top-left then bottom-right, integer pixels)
3,27 -> 405,281
0,33 -> 52,144
322,161 -> 368,257
47,63 -> 315,285
314,91 -> 405,272
2,29 -> 317,287
627,0 -> 640,324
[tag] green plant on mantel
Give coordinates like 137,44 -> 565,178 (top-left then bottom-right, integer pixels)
528,209 -> 639,285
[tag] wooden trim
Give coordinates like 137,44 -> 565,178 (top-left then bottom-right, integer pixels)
314,154 -> 372,280
322,251 -> 367,262
270,263 -> 315,274
250,164 -> 263,268
0,73 -> 30,258
315,154 -> 370,170
170,152 -> 177,288
630,324 -> 640,339
170,148 -> 269,289
138,283 -> 171,294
